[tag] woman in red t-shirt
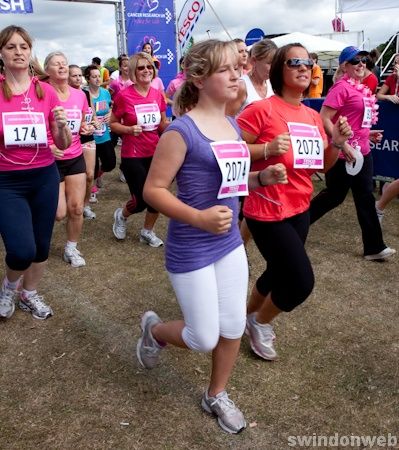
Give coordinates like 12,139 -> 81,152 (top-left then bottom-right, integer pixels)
237,43 -> 351,361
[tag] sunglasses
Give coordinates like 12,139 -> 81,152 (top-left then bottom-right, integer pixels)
285,58 -> 314,69
347,56 -> 368,65
137,65 -> 154,71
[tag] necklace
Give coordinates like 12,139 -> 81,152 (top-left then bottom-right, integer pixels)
344,75 -> 379,125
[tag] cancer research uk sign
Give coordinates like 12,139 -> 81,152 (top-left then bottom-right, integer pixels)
0,0 -> 33,13
125,0 -> 177,92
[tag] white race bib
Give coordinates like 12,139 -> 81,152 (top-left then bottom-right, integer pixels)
362,97 -> 373,128
211,140 -> 250,199
2,112 -> 48,148
134,103 -> 161,131
288,122 -> 324,170
65,109 -> 82,135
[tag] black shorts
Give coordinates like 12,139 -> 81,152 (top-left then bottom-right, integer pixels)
56,154 -> 86,182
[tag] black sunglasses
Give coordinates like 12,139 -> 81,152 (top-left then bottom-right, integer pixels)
285,58 -> 314,69
348,56 -> 368,65
137,65 -> 154,71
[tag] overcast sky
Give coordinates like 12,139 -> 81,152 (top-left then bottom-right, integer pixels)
0,0 -> 397,66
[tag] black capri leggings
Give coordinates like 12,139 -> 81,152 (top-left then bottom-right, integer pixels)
0,163 -> 60,271
94,139 -> 116,178
120,156 -> 157,214
246,210 -> 314,312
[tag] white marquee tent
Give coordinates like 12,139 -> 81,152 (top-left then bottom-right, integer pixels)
270,32 -> 347,61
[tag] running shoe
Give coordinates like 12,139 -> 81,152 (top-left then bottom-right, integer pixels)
136,311 -> 163,369
63,247 -> 86,267
0,286 -> 16,319
201,390 -> 246,434
83,205 -> 96,220
119,170 -> 126,183
375,202 -> 384,224
364,247 -> 396,261
19,291 -> 53,320
113,208 -> 127,240
246,313 -> 277,360
89,192 -> 98,204
140,229 -> 163,248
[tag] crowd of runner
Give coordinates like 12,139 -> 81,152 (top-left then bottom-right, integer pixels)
0,24 -> 397,434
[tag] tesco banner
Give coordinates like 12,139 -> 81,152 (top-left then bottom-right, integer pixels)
177,0 -> 205,56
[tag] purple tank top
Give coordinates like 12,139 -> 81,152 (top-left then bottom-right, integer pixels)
165,114 -> 243,273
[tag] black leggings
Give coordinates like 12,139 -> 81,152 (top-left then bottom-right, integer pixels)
246,211 -> 314,312
120,156 -> 157,214
0,163 -> 59,271
309,154 -> 385,256
94,140 -> 116,178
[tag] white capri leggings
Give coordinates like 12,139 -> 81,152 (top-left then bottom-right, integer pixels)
168,244 -> 248,353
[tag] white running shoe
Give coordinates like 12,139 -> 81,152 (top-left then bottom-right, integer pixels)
113,208 -> 127,240
63,247 -> 86,267
246,313 -> 277,360
119,170 -> 126,183
201,390 -> 246,434
364,247 -> 396,261
19,291 -> 53,320
83,205 -> 96,219
0,286 -> 16,319
89,192 -> 98,204
140,229 -> 163,248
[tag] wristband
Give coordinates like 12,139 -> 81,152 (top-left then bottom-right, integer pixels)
331,141 -> 344,150
257,171 -> 266,187
263,142 -> 269,160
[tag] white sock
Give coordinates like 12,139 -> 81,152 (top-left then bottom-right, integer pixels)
3,277 -> 20,290
66,241 -> 77,251
22,288 -> 37,299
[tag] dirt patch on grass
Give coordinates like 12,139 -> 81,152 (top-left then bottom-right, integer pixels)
1,173 -> 398,449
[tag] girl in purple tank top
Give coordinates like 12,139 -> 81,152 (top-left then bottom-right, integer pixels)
135,40 -> 287,434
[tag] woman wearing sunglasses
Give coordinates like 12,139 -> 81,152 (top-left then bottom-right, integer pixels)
237,43 -> 352,361
310,46 -> 395,261
111,52 -> 169,247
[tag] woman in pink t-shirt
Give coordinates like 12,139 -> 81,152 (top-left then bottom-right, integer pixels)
310,46 -> 395,261
0,26 -> 71,320
45,51 -> 94,268
110,52 -> 169,247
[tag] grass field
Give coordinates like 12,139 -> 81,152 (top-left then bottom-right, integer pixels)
0,171 -> 398,450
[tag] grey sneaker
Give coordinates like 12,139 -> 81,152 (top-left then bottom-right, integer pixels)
83,205 -> 96,219
201,390 -> 246,434
136,311 -> 163,369
63,247 -> 86,268
246,313 -> 277,360
0,286 -> 16,319
140,229 -> 163,248
113,208 -> 127,240
19,292 -> 53,320
364,247 -> 396,261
